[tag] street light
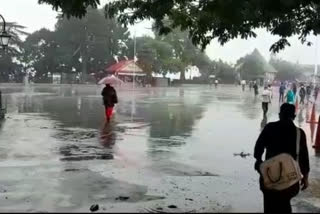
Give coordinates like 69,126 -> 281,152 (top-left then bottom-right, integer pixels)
0,14 -> 11,49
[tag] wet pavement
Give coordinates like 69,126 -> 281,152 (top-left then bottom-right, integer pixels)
0,83 -> 320,212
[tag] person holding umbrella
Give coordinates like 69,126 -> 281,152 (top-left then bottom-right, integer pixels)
99,75 -> 121,122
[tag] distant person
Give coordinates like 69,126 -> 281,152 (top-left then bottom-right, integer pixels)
254,103 -> 310,213
267,84 -> 273,99
314,84 -> 320,101
101,84 -> 118,123
285,86 -> 295,104
299,85 -> 306,105
214,79 -> 219,88
253,81 -> 259,96
249,81 -> 253,91
292,82 -> 297,96
306,84 -> 312,103
261,86 -> 272,116
279,82 -> 286,103
241,80 -> 246,91
209,79 -> 213,87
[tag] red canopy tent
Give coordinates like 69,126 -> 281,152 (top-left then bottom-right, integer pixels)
105,60 -> 145,76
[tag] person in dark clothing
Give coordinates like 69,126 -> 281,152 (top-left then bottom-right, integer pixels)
314,84 -> 320,101
292,82 -> 297,96
299,85 -> 306,105
254,103 -> 310,213
253,81 -> 259,96
279,82 -> 286,103
306,84 -> 312,102
101,84 -> 118,123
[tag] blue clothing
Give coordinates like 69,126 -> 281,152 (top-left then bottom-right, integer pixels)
286,90 -> 295,104
279,85 -> 286,94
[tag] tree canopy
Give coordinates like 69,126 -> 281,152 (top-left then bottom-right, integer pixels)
0,22 -> 29,82
21,8 -> 129,83
38,0 -> 320,53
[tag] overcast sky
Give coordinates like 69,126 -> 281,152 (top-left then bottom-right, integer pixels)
2,0 -> 320,66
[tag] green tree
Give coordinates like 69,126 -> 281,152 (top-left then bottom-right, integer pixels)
236,49 -> 267,80
269,58 -> 302,81
54,8 -> 130,82
154,21 -> 212,80
0,22 -> 28,82
215,60 -> 236,84
127,36 -> 184,78
39,0 -> 320,53
104,0 -> 320,53
22,28 -> 62,83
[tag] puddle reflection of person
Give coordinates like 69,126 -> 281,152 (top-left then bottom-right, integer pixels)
297,106 -> 304,127
260,115 -> 268,131
100,121 -> 116,148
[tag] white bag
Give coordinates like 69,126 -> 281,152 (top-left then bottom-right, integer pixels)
260,128 -> 302,191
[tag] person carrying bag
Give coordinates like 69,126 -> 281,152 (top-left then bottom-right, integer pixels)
254,103 -> 310,213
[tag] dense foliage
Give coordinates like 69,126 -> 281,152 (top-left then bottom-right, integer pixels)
38,0 -> 320,53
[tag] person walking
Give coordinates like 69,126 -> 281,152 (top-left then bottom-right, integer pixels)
214,79 -> 219,88
279,82 -> 286,103
285,86 -> 295,104
267,84 -> 273,99
241,80 -> 246,91
253,81 -> 259,96
254,103 -> 310,213
299,85 -> 306,105
314,84 -> 320,101
292,82 -> 297,96
261,86 -> 272,116
249,81 -> 253,91
101,83 -> 118,123
306,83 -> 312,103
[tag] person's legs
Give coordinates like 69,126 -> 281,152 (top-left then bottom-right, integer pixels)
262,103 -> 268,115
265,103 -> 268,114
263,191 -> 292,213
105,107 -> 108,120
106,107 -> 113,122
263,192 -> 275,213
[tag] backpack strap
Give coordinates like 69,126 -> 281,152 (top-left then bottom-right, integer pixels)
296,127 -> 301,162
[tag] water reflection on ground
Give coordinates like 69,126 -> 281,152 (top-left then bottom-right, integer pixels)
0,84 -> 319,212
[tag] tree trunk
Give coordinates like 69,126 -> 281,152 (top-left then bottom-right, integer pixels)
180,69 -> 185,81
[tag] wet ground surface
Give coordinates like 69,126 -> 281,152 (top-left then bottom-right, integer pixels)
0,83 -> 320,212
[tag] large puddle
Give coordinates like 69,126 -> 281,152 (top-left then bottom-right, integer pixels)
0,84 -> 319,212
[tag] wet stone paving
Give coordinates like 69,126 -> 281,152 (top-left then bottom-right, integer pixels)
0,83 -> 320,212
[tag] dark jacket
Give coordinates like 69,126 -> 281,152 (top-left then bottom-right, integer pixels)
306,85 -> 312,95
299,87 -> 306,97
254,119 -> 310,177
101,85 -> 118,107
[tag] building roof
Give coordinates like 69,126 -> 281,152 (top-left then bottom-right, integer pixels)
105,60 -> 144,74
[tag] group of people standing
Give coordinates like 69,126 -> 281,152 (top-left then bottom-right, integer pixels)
255,81 -> 313,212
259,81 -> 320,117
241,80 -> 259,95
279,81 -> 320,105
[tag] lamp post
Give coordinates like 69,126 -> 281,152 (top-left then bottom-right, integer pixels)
0,14 -> 11,120
0,14 -> 11,49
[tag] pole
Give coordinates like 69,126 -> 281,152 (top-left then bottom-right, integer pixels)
0,14 -> 6,32
0,90 -> 3,119
131,28 -> 137,121
314,36 -> 318,86
133,28 -> 136,89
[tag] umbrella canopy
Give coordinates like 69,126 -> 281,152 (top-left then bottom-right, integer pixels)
98,75 -> 124,85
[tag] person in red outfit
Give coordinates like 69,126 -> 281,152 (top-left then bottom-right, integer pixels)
101,84 -> 118,122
